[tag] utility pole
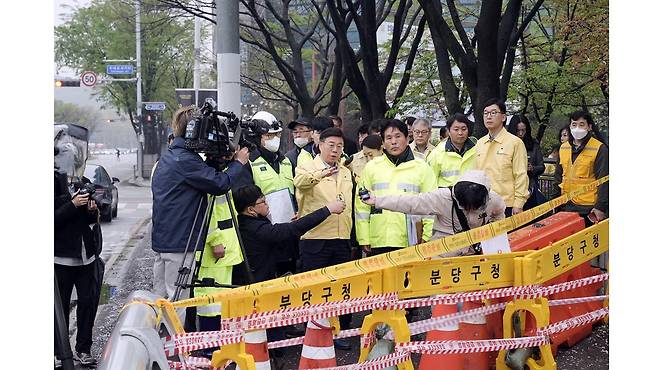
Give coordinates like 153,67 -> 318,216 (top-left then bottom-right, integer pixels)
135,0 -> 144,179
194,15 -> 201,106
216,0 -> 240,114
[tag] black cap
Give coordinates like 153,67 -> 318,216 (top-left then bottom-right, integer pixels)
312,116 -> 334,132
287,116 -> 313,130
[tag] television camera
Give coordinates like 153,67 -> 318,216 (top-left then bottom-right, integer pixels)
183,99 -> 271,165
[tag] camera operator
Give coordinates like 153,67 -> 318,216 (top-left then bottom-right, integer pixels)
54,150 -> 101,367
151,106 -> 250,309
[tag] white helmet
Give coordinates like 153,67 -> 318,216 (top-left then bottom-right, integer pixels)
251,111 -> 282,134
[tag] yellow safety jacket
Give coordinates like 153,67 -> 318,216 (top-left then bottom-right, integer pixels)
250,156 -> 294,196
354,154 -> 437,248
558,137 -> 603,206
294,155 -> 353,240
426,138 -> 477,187
194,193 -> 243,317
296,149 -> 314,170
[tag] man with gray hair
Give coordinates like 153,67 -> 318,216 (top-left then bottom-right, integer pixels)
409,118 -> 435,160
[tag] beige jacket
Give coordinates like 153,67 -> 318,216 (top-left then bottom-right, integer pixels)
374,170 -> 506,255
294,155 -> 353,240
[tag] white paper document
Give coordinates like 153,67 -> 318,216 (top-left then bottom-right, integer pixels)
480,233 -> 511,255
265,189 -> 295,224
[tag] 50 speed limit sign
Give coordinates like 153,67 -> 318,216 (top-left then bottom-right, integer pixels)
80,71 -> 98,87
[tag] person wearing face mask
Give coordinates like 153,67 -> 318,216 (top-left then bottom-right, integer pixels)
552,111 -> 609,225
230,111 -> 299,277
362,170 -> 506,257
285,116 -> 314,171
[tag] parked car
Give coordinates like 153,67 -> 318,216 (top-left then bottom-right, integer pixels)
83,164 -> 120,222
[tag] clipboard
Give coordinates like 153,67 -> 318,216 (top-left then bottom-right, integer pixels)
265,189 -> 295,224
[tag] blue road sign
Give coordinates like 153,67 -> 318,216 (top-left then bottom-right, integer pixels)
106,64 -> 134,75
144,102 -> 166,111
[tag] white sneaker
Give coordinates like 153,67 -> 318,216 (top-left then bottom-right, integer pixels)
54,356 -> 62,368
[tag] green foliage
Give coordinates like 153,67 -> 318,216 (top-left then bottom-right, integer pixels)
54,100 -> 102,134
55,0 -> 195,130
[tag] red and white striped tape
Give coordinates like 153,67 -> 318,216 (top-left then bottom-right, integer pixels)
537,307 -> 609,337
162,330 -> 243,357
223,293 -> 398,331
168,356 -> 232,370
388,273 -> 609,310
548,295 -> 608,306
398,335 -> 550,355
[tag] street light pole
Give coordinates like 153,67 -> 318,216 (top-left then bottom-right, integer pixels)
135,0 -> 144,179
216,0 -> 240,114
194,15 -> 201,106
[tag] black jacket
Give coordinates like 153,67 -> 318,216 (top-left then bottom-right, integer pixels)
237,206 -> 331,283
151,137 -> 246,253
54,170 -> 99,259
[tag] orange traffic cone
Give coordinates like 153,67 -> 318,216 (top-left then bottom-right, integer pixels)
460,300 -> 489,370
244,330 -> 271,370
418,303 -> 464,370
298,318 -> 337,369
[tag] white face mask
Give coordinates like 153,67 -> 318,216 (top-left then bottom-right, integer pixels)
294,137 -> 309,148
263,136 -> 281,152
570,127 -> 588,140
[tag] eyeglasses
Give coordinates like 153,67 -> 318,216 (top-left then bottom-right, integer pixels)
483,111 -> 502,117
253,198 -> 267,207
413,129 -> 430,135
324,142 -> 344,151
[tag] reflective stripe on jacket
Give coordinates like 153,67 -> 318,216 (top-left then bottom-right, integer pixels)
426,140 -> 477,187
354,154 -> 437,248
558,137 -> 603,205
194,192 -> 242,317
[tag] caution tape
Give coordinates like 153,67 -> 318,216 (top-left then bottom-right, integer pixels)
548,295 -> 608,306
537,307 -> 609,337
171,177 -> 609,311
162,330 -> 243,357
398,335 -> 550,355
222,293 -> 398,331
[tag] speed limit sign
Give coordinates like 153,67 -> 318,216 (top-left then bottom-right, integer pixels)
80,71 -> 98,87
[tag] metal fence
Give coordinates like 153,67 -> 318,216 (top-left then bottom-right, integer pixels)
539,157 -> 557,199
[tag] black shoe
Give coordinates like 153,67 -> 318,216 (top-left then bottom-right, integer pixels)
334,338 -> 351,351
74,352 -> 97,367
285,326 -> 305,338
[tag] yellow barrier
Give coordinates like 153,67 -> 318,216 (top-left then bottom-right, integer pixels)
149,177 -> 608,370
169,176 -> 608,316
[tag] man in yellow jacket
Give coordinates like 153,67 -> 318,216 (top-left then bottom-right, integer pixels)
474,98 -> 529,216
427,113 -> 477,187
355,119 -> 437,255
294,127 -> 354,350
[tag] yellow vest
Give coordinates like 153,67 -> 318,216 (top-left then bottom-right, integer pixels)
559,137 -> 603,205
195,193 -> 243,317
354,154 -> 437,248
250,156 -> 294,196
294,156 -> 353,240
296,149 -> 314,169
426,139 -> 477,187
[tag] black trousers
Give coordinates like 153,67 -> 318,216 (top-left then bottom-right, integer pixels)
55,263 -> 100,354
300,239 -> 352,329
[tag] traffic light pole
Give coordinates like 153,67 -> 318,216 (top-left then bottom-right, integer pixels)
135,0 -> 144,179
